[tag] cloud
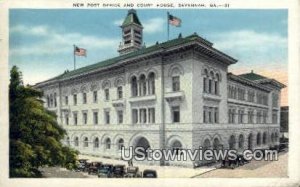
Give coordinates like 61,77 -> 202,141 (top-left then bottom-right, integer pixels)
143,18 -> 165,34
113,19 -> 123,26
10,24 -> 119,56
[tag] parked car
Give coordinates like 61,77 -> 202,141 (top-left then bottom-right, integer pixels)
75,159 -> 89,172
98,164 -> 114,178
88,162 -> 102,175
112,165 -> 126,178
142,169 -> 157,178
124,166 -> 141,178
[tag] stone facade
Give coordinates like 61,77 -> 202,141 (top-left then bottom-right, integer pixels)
35,9 -> 285,167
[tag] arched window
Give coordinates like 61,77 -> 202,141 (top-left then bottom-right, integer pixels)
171,140 -> 183,155
105,138 -> 111,150
203,139 -> 211,151
203,69 -> 208,93
209,71 -> 214,94
229,135 -> 236,150
139,74 -> 147,96
50,94 -> 53,107
215,73 -> 220,95
47,95 -> 50,107
213,138 -> 221,150
74,137 -> 79,147
148,72 -> 155,95
238,134 -> 244,149
84,137 -> 88,147
131,76 -> 138,97
256,132 -> 261,146
263,132 -> 267,144
94,137 -> 99,148
117,138 -> 124,150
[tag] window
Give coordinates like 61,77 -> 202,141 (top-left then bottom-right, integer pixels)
65,114 -> 69,125
84,137 -> 89,147
93,91 -> 97,103
47,96 -> 50,107
263,111 -> 267,123
214,80 -> 218,95
73,94 -> 77,105
214,108 -> 219,123
272,112 -> 278,124
257,111 -> 262,124
74,137 -> 79,146
248,110 -> 254,123
105,89 -> 109,100
238,110 -> 244,124
83,112 -> 88,125
117,86 -> 123,99
131,76 -> 138,97
208,79 -> 212,93
139,108 -> 147,123
203,77 -> 207,93
228,109 -> 236,123
83,93 -> 87,104
148,108 -> 155,123
94,138 -> 99,148
118,139 -> 124,150
73,112 -> 78,125
148,72 -> 155,95
139,74 -> 147,96
172,76 -> 180,92
65,96 -> 68,105
54,93 -> 57,107
93,112 -> 98,125
132,109 -> 138,124
105,138 -> 111,149
118,110 -> 123,124
172,106 -> 180,123
105,111 -> 110,124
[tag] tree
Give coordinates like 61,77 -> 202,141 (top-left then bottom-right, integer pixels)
9,66 -> 78,177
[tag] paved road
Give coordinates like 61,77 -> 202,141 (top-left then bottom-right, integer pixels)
195,151 -> 288,178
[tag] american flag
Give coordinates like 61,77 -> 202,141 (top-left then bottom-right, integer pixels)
168,14 -> 181,27
74,46 -> 87,57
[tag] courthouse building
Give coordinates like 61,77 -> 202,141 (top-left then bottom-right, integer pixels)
36,9 -> 285,167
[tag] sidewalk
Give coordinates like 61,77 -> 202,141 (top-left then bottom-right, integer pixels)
78,154 -> 215,178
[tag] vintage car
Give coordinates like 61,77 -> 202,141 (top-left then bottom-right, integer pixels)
112,165 -> 126,178
88,162 -> 102,175
75,159 -> 89,172
142,169 -> 157,178
97,164 -> 114,178
124,166 -> 141,178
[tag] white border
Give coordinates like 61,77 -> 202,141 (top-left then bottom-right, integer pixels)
0,0 -> 299,186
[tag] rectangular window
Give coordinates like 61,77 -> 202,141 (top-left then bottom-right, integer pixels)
117,86 -> 123,99
172,106 -> 180,123
208,110 -> 212,123
65,115 -> 69,125
208,79 -> 212,93
203,110 -> 207,123
214,81 -> 218,95
238,110 -> 244,124
93,91 -> 97,103
148,108 -> 155,123
105,111 -> 110,124
73,113 -> 78,125
132,109 -> 138,124
139,108 -> 147,123
83,93 -> 87,104
83,112 -> 88,125
272,112 -> 278,124
172,76 -> 180,92
214,108 -> 219,123
105,89 -> 109,100
93,112 -> 98,125
118,110 -> 123,124
73,94 -> 77,105
65,96 -> 68,105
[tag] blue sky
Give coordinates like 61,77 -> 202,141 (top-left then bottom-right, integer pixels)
9,9 -> 288,86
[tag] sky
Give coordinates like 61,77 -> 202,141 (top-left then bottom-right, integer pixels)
9,9 -> 288,105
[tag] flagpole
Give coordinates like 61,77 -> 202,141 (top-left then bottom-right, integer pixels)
73,44 -> 76,70
167,12 -> 170,41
